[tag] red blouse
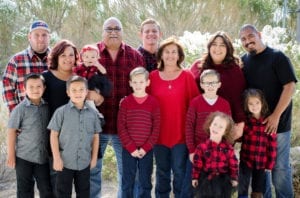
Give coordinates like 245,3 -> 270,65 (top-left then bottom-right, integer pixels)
148,69 -> 199,147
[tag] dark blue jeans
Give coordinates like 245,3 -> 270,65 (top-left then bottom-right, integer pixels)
154,144 -> 188,198
121,149 -> 153,198
16,157 -> 52,198
181,158 -> 193,198
56,166 -> 90,198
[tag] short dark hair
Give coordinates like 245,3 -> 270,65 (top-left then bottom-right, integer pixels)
66,75 -> 88,90
239,24 -> 259,36
48,39 -> 79,70
24,73 -> 45,87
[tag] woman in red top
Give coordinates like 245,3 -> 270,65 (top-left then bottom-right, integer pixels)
148,36 -> 199,197
190,31 -> 246,140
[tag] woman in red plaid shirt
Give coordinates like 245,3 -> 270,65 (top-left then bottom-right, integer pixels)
192,111 -> 238,198
238,89 -> 277,198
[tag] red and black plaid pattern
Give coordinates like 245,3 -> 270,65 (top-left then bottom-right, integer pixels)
74,63 -> 98,80
2,47 -> 49,111
192,139 -> 238,181
240,117 -> 277,170
96,42 -> 145,134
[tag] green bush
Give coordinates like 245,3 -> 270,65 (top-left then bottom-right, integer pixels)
102,144 -> 117,182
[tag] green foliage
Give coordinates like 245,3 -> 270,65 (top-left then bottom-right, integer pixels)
0,0 -> 17,72
102,144 -> 117,181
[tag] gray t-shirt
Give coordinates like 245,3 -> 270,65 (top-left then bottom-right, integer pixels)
8,97 -> 49,164
47,100 -> 102,170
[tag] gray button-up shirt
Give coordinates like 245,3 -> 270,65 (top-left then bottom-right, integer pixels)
8,97 -> 49,164
47,101 -> 102,170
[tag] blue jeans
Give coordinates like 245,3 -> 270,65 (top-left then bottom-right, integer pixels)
122,149 -> 153,198
181,158 -> 193,198
90,134 -> 123,198
154,144 -> 188,198
264,131 -> 294,198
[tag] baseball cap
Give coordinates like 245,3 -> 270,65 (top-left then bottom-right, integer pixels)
29,20 -> 50,33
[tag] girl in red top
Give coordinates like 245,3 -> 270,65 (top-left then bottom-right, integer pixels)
192,111 -> 238,198
74,45 -> 112,125
238,89 -> 277,198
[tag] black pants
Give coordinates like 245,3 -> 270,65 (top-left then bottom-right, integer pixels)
238,161 -> 266,195
56,166 -> 90,198
194,172 -> 232,198
15,157 -> 53,198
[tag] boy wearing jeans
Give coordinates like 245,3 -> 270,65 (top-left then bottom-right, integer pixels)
6,73 -> 52,198
48,76 -> 101,197
118,67 -> 160,198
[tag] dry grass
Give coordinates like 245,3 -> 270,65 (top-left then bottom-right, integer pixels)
0,83 -> 15,189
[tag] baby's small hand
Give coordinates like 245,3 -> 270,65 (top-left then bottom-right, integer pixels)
94,62 -> 107,74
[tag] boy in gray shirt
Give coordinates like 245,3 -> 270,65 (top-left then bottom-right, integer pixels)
6,73 -> 53,198
48,75 -> 101,197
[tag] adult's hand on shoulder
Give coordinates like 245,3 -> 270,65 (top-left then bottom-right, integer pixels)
263,113 -> 279,134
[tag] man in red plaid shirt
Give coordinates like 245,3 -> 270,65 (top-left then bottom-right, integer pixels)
2,20 -> 51,112
89,17 -> 145,198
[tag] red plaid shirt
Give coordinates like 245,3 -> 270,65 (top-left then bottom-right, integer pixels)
73,63 -> 99,80
240,117 -> 277,170
192,139 -> 238,181
96,42 -> 145,134
2,46 -> 49,112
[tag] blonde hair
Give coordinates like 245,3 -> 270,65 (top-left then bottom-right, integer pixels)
129,67 -> 149,80
200,69 -> 220,82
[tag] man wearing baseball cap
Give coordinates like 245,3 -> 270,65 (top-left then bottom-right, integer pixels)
2,20 -> 51,112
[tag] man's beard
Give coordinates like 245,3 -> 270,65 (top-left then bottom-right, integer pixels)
249,49 -> 257,56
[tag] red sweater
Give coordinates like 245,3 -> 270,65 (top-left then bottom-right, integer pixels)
117,94 -> 160,153
148,70 -> 199,147
190,60 -> 246,123
185,95 -> 231,153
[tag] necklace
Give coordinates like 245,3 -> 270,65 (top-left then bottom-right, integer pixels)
168,80 -> 172,89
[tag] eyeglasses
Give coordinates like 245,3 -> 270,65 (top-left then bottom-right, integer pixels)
201,81 -> 220,86
104,27 -> 122,33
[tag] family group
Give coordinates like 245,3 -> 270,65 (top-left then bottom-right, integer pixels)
2,16 -> 297,198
